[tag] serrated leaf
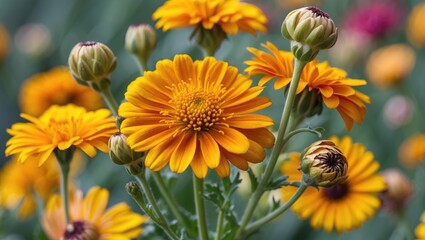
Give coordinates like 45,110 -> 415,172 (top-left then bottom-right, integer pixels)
266,175 -> 289,191
247,168 -> 258,192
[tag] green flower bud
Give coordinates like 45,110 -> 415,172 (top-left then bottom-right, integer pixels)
190,25 -> 227,56
108,132 -> 145,175
281,6 -> 338,61
288,87 -> 323,119
125,24 -> 157,65
68,41 -> 117,88
301,140 -> 348,187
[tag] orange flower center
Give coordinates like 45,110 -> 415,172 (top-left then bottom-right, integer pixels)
165,82 -> 224,132
47,117 -> 79,145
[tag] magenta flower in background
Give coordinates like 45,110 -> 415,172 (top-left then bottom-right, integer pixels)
343,1 -> 405,39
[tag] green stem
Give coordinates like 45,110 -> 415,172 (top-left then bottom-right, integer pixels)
283,128 -> 323,144
152,171 -> 196,237
99,80 -> 119,116
135,173 -> 179,240
244,183 -> 308,235
215,208 -> 225,240
136,56 -> 148,75
235,59 -> 307,239
193,175 -> 209,240
54,148 -> 75,225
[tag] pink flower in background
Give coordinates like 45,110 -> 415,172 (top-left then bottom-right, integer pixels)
383,95 -> 414,129
344,1 -> 404,39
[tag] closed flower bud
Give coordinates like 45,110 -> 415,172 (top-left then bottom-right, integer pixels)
379,169 -> 414,213
301,140 -> 348,187
68,41 -> 117,88
109,132 -> 145,175
290,87 -> 323,119
281,6 -> 338,61
125,24 -> 157,64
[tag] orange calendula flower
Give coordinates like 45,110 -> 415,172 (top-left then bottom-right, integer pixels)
5,104 -> 117,166
0,153 -> 85,219
365,44 -> 416,89
407,2 -> 425,48
398,134 -> 425,168
280,136 -> 386,233
152,0 -> 267,36
119,54 -> 275,178
42,186 -> 147,240
245,41 -> 370,130
19,66 -> 103,117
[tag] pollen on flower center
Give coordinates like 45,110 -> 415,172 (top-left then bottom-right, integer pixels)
165,82 -> 224,132
323,182 -> 349,200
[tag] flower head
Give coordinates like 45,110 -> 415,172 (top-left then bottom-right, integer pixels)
366,44 -> 416,89
42,186 -> 146,240
245,42 -> 370,130
398,134 -> 425,168
5,104 -> 117,166
408,2 -> 425,48
0,153 -> 85,219
301,140 -> 348,187
280,136 -> 386,233
343,2 -> 403,39
119,54 -> 275,178
19,66 -> 103,117
416,212 -> 425,239
153,0 -> 267,36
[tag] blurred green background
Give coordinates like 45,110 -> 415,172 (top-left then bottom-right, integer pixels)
1,0 -> 425,239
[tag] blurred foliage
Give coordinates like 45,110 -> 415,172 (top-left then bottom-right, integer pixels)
1,0 -> 425,239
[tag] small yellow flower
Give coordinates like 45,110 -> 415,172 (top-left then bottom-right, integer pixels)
119,54 -> 275,178
407,2 -> 425,48
42,186 -> 147,240
416,212 -> 425,239
0,153 -> 85,219
365,44 -> 416,89
398,134 -> 425,168
19,66 -> 103,117
153,0 -> 267,35
280,136 -> 386,233
245,42 -> 370,130
5,104 -> 117,166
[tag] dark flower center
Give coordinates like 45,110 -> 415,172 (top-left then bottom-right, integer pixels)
307,6 -> 330,19
80,41 -> 97,47
323,183 -> 349,200
63,221 -> 99,240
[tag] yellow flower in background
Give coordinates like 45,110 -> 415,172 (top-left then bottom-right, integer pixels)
245,42 -> 370,131
20,66 -> 103,117
5,104 -> 117,166
365,44 -> 416,89
119,54 -> 275,178
398,134 -> 425,168
0,23 -> 10,62
42,186 -> 147,239
407,2 -> 425,48
280,136 -> 386,233
153,0 -> 267,36
0,152 -> 85,219
416,212 -> 425,239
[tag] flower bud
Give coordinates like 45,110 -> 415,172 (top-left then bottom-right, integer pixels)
290,87 -> 323,119
379,169 -> 414,213
125,24 -> 157,64
68,41 -> 117,88
108,132 -> 145,175
281,6 -> 338,61
190,25 -> 227,56
301,140 -> 348,187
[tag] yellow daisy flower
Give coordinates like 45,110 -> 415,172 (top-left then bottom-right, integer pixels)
280,136 -> 386,233
245,41 -> 370,131
19,66 -> 103,117
5,104 -> 117,166
398,134 -> 425,168
416,212 -> 425,239
152,0 -> 267,36
0,153 -> 85,219
42,186 -> 147,240
119,54 -> 275,178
